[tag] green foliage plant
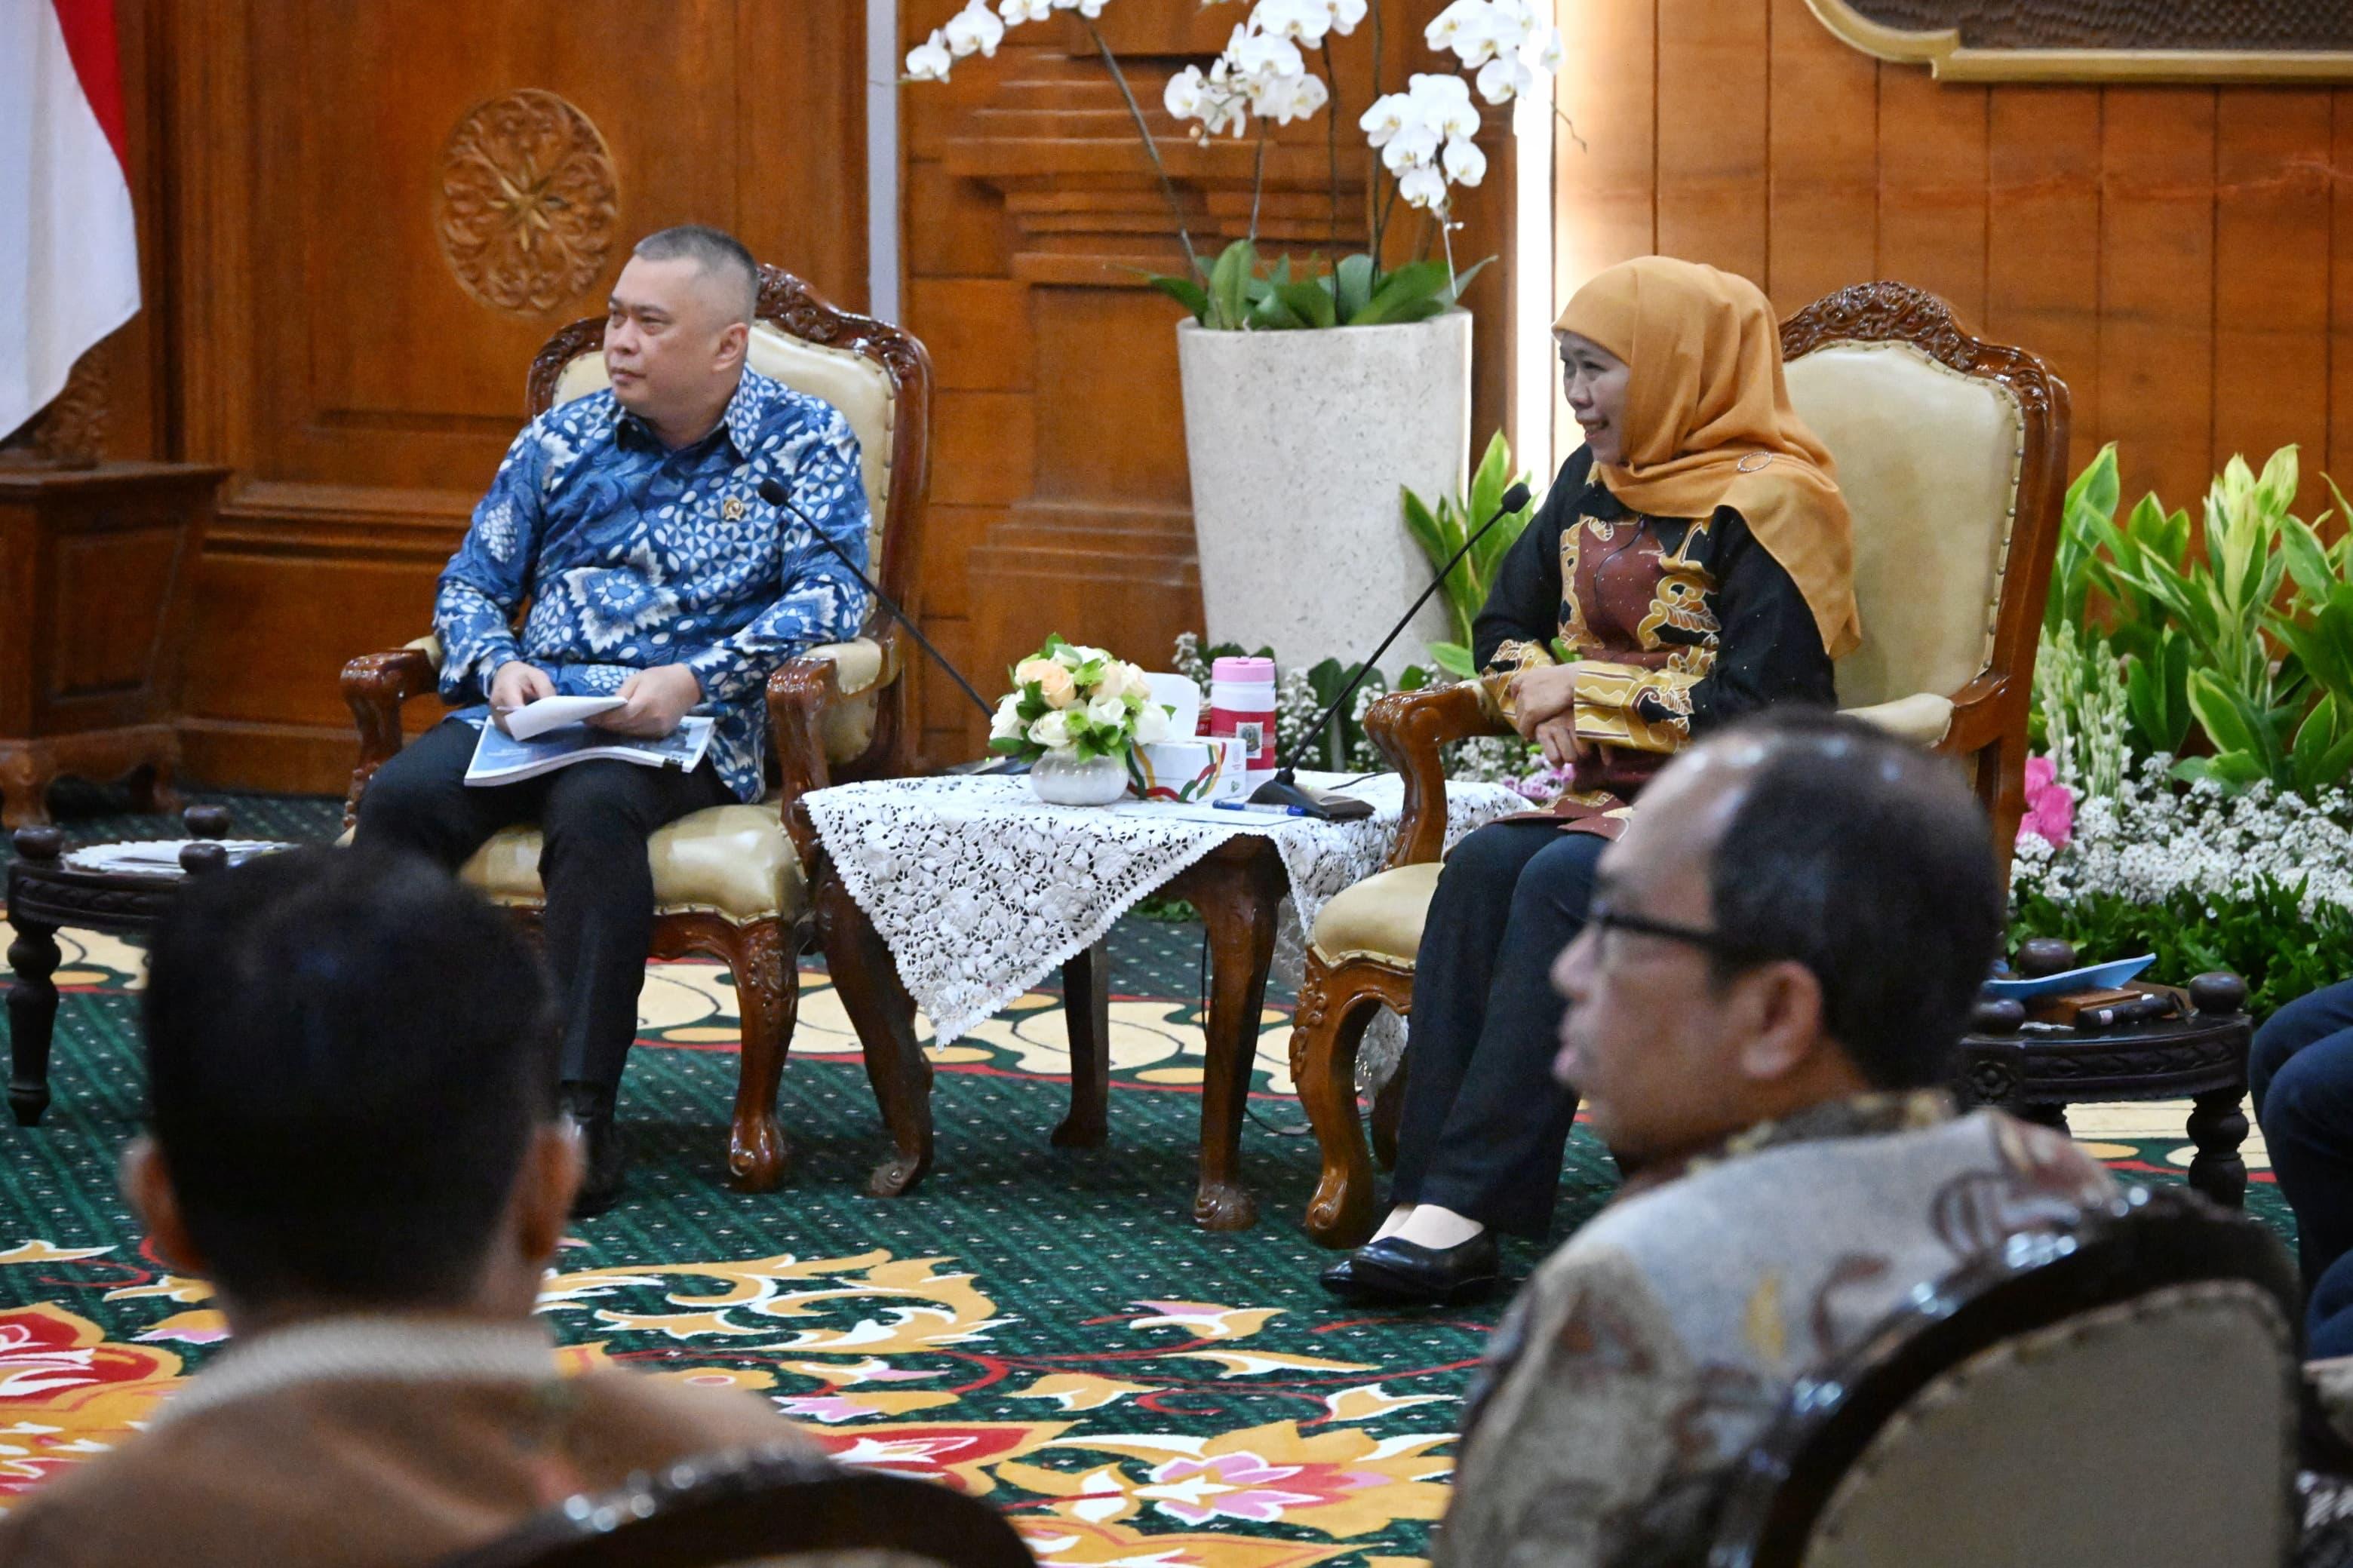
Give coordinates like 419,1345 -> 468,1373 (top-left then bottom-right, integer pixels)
1399,431 -> 1538,678
1150,240 -> 1492,333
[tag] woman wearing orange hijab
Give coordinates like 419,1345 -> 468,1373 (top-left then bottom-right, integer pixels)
1322,257 -> 1860,1306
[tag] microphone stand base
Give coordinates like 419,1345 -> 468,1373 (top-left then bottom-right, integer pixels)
1249,772 -> 1373,821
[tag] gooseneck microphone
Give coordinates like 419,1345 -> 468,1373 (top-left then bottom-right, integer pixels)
757,477 -> 1000,728
1249,480 -> 1535,821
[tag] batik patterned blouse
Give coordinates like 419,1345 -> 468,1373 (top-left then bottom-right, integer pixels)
1473,447 -> 1834,804
434,368 -> 871,802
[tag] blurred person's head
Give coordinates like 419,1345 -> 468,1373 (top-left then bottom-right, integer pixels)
1551,709 -> 2001,1169
127,847 -> 576,1330
603,224 -> 759,445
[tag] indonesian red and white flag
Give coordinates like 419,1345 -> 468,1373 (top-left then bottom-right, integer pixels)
1,0 -> 140,440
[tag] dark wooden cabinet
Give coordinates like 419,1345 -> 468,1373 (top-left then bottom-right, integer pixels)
0,462 -> 227,828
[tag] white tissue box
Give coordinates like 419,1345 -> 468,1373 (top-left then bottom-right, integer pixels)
1129,736 -> 1249,804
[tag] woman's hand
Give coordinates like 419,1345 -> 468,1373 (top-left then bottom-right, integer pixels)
1532,715 -> 1590,772
1509,664 -> 1582,737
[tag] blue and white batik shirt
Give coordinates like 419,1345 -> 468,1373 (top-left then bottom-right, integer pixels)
433,367 -> 871,803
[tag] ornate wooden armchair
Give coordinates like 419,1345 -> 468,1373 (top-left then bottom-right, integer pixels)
1289,281 -> 2072,1246
339,266 -> 932,1192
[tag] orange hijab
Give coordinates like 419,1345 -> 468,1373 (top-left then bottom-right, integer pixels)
1554,257 -> 1861,660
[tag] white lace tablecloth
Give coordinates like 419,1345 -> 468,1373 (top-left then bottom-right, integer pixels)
802,772 -> 1526,1045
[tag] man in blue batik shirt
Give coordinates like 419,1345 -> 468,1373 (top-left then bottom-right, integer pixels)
355,225 -> 869,1213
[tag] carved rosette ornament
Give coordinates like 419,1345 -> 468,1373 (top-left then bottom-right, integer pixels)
435,89 -> 619,317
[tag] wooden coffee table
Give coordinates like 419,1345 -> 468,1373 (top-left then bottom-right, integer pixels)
1955,971 -> 2253,1208
4,809 -> 253,1125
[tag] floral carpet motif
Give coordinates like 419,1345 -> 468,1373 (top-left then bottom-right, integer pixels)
0,791 -> 2300,1565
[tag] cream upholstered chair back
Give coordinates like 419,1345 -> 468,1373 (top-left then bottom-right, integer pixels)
1797,1281 -> 2293,1568
1709,1188 -> 2299,1568
1783,340 -> 2023,713
550,322 -> 897,568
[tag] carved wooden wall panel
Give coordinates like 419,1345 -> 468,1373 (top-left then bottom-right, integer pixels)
901,0 -> 1516,762
108,0 -> 867,790
1558,0 -> 2353,531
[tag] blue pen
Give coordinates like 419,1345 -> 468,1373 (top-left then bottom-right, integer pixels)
1214,799 -> 1308,818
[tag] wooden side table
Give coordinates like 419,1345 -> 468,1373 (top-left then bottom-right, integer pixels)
797,804 -> 1289,1231
0,462 -> 229,830
4,810 -> 243,1124
1955,971 -> 2253,1208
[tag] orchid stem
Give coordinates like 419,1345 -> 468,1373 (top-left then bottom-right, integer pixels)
1250,124 -> 1268,244
1088,21 -> 1200,278
1320,40 -> 1341,250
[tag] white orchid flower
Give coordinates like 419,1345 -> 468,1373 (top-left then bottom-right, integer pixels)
1252,0 -> 1330,43
1329,0 -> 1368,34
1475,52 -> 1532,103
905,29 -> 955,80
1249,66 -> 1329,124
1226,23 -> 1307,82
1052,0 -> 1110,14
1397,162 -> 1449,210
1028,710 -> 1073,749
1442,136 -> 1487,186
943,0 -> 1006,58
1359,88 -> 1414,148
1408,72 -> 1481,137
1133,702 -> 1172,744
1000,0 -> 1054,22
1380,120 -> 1443,173
1531,24 -> 1565,73
1165,63 -> 1209,118
1424,0 -> 1492,61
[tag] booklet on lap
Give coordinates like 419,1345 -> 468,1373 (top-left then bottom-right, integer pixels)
465,712 -> 716,787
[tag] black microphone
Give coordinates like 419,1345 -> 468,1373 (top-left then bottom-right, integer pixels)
1251,480 -> 1535,821
757,477 -> 1020,771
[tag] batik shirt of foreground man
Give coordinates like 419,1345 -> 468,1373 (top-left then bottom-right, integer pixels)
1436,1091 -> 2118,1567
433,367 -> 871,802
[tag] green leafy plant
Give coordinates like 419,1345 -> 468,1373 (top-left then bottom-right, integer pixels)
1150,241 -> 1492,333
2011,875 -> 2353,1023
1399,431 -> 1537,678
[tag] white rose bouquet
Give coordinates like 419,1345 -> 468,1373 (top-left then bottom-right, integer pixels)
989,634 -> 1175,764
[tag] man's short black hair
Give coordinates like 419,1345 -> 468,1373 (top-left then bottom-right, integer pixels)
1703,709 -> 2002,1091
633,224 -> 759,324
143,847 -> 558,1309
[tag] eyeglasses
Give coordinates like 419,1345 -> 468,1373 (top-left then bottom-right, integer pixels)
1587,903 -> 1770,967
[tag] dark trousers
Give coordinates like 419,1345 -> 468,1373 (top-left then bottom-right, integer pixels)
1388,820 -> 1605,1238
352,718 -> 731,1094
2253,981 -> 2353,1358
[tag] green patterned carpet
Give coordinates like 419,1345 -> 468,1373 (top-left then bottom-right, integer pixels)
0,787 -> 2299,1566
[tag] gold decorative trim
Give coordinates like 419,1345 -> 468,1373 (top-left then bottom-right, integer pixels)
1803,0 -> 2353,82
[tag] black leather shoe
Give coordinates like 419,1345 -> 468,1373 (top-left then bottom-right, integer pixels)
560,1082 -> 628,1217
1320,1232 -> 1500,1306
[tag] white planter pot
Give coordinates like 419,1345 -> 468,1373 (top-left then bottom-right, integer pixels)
1177,311 -> 1473,675
1029,749 -> 1129,806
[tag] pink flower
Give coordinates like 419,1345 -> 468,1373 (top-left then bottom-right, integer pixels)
2019,754 -> 2074,848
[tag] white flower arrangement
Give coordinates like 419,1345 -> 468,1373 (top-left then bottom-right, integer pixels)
990,634 -> 1175,764
2014,750 -> 2353,916
907,0 -> 1560,222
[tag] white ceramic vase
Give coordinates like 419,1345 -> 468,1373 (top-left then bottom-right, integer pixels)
1029,749 -> 1129,806
1176,311 -> 1473,675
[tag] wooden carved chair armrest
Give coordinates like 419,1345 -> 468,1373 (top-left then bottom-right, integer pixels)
340,636 -> 444,824
1937,671 -> 2018,756
766,628 -> 904,869
1364,682 -> 1514,870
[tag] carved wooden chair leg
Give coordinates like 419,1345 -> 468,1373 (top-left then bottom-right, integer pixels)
1053,939 -> 1110,1149
130,753 -> 183,818
721,917 -> 800,1193
813,874 -> 934,1198
1292,955 -> 1384,1249
1370,1053 -> 1408,1172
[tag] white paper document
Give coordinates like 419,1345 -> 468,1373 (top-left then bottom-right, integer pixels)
497,695 -> 629,741
465,715 -> 715,787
